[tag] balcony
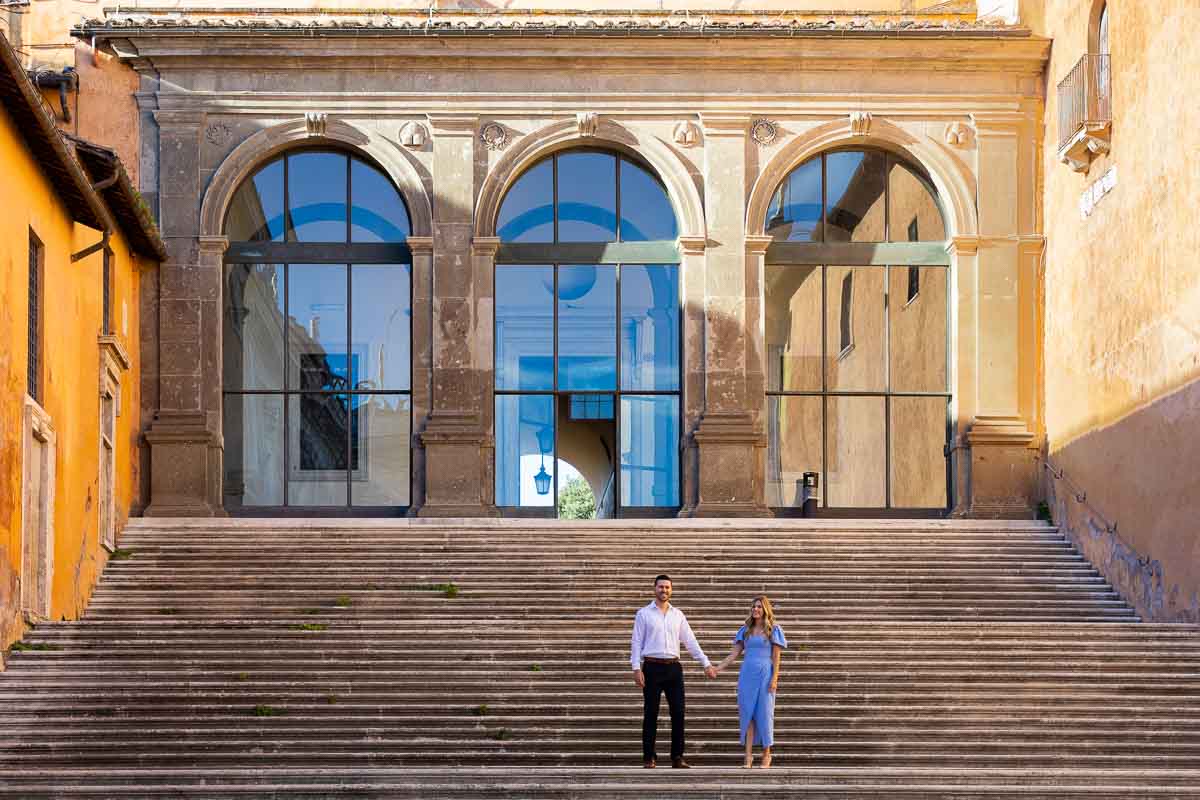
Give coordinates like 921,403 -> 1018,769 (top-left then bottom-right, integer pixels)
1057,54 -> 1111,172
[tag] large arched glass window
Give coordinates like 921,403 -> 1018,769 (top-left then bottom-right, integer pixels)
493,150 -> 681,517
222,149 -> 413,513
764,148 -> 951,513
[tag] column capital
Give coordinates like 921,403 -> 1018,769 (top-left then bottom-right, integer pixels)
744,234 -> 773,255
426,114 -> 479,137
407,235 -> 434,255
197,235 -> 229,255
677,235 -> 708,255
969,112 -> 1027,134
153,109 -> 206,130
470,236 -> 501,257
701,113 -> 750,137
946,235 -> 980,257
967,415 -> 1037,446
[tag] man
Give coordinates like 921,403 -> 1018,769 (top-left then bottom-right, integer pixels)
630,574 -> 717,768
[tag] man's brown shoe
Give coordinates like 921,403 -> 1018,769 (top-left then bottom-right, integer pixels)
671,758 -> 691,769
643,758 -> 656,768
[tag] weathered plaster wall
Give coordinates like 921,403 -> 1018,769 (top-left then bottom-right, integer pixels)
0,102 -> 145,659
1034,0 -> 1200,621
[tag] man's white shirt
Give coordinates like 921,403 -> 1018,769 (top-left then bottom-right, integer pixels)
630,601 -> 711,670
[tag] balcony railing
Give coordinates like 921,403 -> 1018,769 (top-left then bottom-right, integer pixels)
1057,53 -> 1111,152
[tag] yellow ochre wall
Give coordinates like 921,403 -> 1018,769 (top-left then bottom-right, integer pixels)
1030,0 -> 1200,621
0,100 -> 144,655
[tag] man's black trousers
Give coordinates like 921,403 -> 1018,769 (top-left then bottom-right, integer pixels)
642,660 -> 685,760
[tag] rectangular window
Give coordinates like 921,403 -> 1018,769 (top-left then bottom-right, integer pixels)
28,230 -> 42,403
102,249 -> 112,336
569,393 -> 614,420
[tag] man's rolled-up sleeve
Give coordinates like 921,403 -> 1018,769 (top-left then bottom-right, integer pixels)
630,611 -> 644,670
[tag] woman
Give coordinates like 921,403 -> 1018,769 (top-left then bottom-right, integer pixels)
714,595 -> 787,768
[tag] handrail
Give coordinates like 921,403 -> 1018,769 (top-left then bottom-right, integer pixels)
1035,453 -> 1118,538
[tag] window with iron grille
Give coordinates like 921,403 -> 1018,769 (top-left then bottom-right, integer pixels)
28,229 -> 42,403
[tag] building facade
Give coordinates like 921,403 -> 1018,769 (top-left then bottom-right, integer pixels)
76,3 -> 1049,522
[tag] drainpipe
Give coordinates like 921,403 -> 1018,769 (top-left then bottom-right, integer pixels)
29,66 -> 77,123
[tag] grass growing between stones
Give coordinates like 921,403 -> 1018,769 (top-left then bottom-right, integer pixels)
235,672 -> 250,682
530,664 -> 542,672
408,582 -> 461,598
472,704 -> 489,717
493,728 -> 512,741
290,623 -> 329,632
109,548 -> 135,561
91,708 -> 117,718
10,642 -> 60,652
253,704 -> 283,717
334,595 -> 352,608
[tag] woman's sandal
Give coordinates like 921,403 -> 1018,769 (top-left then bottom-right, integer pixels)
742,756 -> 754,769
761,752 -> 773,769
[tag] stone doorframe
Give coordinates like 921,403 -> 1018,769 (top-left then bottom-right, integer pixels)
21,396 -> 56,622
147,116 -> 437,516
743,114 -> 1040,516
470,116 -> 708,515
98,335 -> 130,549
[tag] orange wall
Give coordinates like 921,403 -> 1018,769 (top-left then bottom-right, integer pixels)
0,100 -> 144,657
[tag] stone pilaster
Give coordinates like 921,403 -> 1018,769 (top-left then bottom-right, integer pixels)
691,114 -> 768,517
144,111 -> 223,516
418,116 -> 497,517
407,236 -> 434,515
964,114 -> 1039,517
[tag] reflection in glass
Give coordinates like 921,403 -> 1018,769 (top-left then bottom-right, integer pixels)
225,160 -> 285,242
497,159 -> 554,243
891,396 -> 948,508
825,266 -> 885,391
766,395 -> 822,507
557,152 -> 617,242
223,394 -> 284,506
496,265 -> 554,391
620,264 -> 679,391
288,393 -> 350,506
351,159 -> 411,242
826,150 -> 887,242
765,264 -> 821,392
351,263 -> 411,391
288,152 -> 348,242
889,266 -> 948,392
350,394 -> 411,506
767,157 -> 822,242
621,395 -> 679,507
826,395 -> 885,507
558,265 -> 616,390
223,263 -> 285,391
495,394 -> 555,507
888,161 -> 945,242
620,161 -> 677,242
288,264 -> 348,391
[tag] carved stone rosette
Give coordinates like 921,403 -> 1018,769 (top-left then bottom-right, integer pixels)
750,119 -> 777,146
480,122 -> 508,151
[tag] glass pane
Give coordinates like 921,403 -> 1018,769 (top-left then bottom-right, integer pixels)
350,158 -> 410,243
351,263 -> 411,391
766,395 -> 822,508
620,395 -> 679,507
767,157 -> 821,242
288,152 -> 348,242
557,152 -> 617,242
495,265 -> 554,391
223,394 -> 284,506
888,161 -> 945,242
889,266 -> 948,392
620,264 -> 679,391
225,159 -> 285,242
350,394 -> 411,506
826,150 -> 887,242
223,263 -> 285,391
825,395 -> 885,507
288,264 -> 349,391
497,159 -> 553,243
619,159 -> 678,242
825,266 -> 885,392
558,265 -> 617,390
891,396 -> 948,509
765,264 -> 822,392
495,394 -> 555,507
288,392 -> 349,506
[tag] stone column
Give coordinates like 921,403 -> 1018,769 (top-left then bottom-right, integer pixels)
407,236 -> 433,514
691,114 -> 769,517
144,110 -> 223,516
964,113 -> 1038,517
418,115 -> 496,517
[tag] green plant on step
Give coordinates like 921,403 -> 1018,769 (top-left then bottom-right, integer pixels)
530,664 -> 542,672
92,708 -> 117,718
325,694 -> 338,704
472,704 -> 489,717
252,704 -> 282,717
289,623 -> 328,632
334,595 -> 352,608
10,642 -> 60,652
109,548 -> 135,561
1037,501 -> 1053,523
493,728 -> 512,741
235,672 -> 250,682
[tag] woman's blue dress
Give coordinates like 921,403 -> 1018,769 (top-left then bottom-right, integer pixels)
735,624 -> 788,747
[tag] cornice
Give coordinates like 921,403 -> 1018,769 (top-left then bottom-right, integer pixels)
407,235 -> 434,255
677,235 -> 707,255
426,114 -> 479,136
744,235 -> 774,255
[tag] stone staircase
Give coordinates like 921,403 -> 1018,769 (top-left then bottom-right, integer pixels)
1,518 -> 1198,798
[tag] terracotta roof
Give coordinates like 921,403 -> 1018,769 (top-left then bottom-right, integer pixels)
75,12 -> 1028,39
70,137 -> 169,262
0,31 -> 108,232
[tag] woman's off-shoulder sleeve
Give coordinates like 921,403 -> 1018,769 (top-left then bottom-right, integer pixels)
771,625 -> 788,648
734,625 -> 748,644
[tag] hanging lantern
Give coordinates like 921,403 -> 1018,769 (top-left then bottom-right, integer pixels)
533,462 -> 552,496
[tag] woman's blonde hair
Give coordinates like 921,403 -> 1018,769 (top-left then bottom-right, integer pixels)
744,595 -> 776,635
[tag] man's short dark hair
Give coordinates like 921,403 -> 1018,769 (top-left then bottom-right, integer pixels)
654,574 -> 671,585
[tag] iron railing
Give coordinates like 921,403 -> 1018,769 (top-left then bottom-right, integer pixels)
1058,54 -> 1111,152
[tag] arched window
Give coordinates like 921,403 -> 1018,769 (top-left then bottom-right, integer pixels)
492,149 -> 681,517
763,148 -> 951,513
221,149 -> 413,513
